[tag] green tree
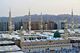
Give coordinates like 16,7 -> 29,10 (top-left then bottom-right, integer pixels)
54,31 -> 61,38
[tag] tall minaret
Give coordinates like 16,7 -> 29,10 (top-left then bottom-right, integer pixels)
45,23 -> 48,30
28,10 -> 31,34
71,9 -> 74,31
45,18 -> 48,30
75,17 -> 78,29
40,12 -> 43,32
8,9 -> 13,34
64,17 -> 68,39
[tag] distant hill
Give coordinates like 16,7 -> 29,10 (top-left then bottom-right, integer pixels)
0,14 -> 80,24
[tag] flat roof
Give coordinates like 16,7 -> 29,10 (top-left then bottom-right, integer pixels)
23,35 -> 47,38
68,37 -> 80,40
5,51 -> 24,53
0,41 -> 14,45
0,45 -> 21,52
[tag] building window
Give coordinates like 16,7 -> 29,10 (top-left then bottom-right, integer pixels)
24,37 -> 26,40
37,37 -> 41,40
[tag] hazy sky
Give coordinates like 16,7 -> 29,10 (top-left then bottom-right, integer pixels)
0,0 -> 80,17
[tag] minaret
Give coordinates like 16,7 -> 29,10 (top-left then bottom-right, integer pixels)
71,9 -> 74,31
40,12 -> 43,32
20,26 -> 24,49
45,19 -> 48,30
8,9 -> 13,34
45,24 -> 48,30
64,17 -> 68,39
28,10 -> 31,34
75,17 -> 78,29
26,18 -> 28,30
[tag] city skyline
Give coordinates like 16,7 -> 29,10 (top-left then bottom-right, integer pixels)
0,0 -> 80,17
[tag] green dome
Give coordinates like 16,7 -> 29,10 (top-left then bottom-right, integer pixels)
54,31 -> 61,38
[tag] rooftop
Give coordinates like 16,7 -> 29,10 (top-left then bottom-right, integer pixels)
0,45 -> 21,52
68,37 -> 80,40
0,41 -> 14,45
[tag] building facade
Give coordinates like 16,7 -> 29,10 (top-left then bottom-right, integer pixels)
23,21 -> 57,30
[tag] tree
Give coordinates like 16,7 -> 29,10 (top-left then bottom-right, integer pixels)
54,31 -> 61,38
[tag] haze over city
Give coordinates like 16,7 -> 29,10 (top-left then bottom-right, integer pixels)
1,0 -> 80,53
0,0 -> 80,17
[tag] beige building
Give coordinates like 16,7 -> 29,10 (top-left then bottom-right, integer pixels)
20,35 -> 72,53
23,21 -> 57,30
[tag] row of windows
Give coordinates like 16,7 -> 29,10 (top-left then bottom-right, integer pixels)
24,37 -> 47,40
22,41 -> 69,47
0,43 -> 15,46
23,44 -> 71,49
